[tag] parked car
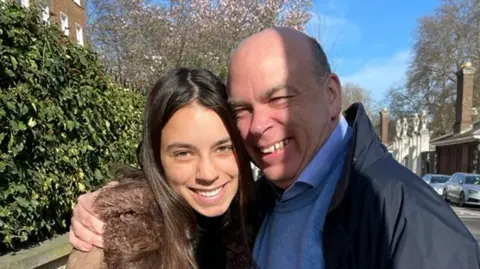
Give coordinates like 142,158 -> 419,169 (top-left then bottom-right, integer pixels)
444,172 -> 480,207
422,174 -> 450,196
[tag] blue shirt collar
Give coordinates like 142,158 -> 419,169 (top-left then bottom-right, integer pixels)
281,116 -> 352,200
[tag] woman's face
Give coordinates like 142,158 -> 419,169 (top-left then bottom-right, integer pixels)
160,102 -> 239,217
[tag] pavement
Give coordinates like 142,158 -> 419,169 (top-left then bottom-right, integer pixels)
451,205 -> 480,242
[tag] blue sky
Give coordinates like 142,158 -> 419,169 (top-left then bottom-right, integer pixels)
305,0 -> 439,102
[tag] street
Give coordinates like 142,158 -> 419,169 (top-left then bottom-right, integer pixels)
451,205 -> 480,242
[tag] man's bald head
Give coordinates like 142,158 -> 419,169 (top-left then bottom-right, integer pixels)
227,27 -> 342,187
229,27 -> 331,83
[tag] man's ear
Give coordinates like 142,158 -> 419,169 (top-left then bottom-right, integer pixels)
326,73 -> 342,120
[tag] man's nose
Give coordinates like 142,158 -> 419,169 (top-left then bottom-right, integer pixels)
249,109 -> 272,137
196,156 -> 219,183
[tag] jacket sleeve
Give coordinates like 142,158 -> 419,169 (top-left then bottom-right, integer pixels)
375,163 -> 480,269
66,247 -> 107,269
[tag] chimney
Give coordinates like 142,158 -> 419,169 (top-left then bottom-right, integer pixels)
379,107 -> 389,145
454,62 -> 476,133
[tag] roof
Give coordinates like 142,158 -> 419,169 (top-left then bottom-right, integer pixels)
431,120 -> 480,146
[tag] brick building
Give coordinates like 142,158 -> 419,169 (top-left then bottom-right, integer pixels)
431,62 -> 479,174
3,0 -> 86,46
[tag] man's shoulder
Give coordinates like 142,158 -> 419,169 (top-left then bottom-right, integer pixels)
332,157 -> 480,269
344,155 -> 446,220
355,155 -> 426,197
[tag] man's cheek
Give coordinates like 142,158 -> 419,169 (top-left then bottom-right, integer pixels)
236,121 -> 250,140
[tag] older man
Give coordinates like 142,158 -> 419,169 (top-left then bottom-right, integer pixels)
69,27 -> 480,268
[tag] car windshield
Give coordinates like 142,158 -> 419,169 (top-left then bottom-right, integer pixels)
430,176 -> 449,183
465,175 -> 480,185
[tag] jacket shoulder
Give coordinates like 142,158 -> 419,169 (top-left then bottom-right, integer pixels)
353,157 -> 480,268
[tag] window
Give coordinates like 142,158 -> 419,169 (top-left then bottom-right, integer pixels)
465,175 -> 480,185
40,2 -> 50,23
431,176 -> 449,184
448,174 -> 457,183
73,0 -> 81,6
60,12 -> 69,36
20,0 -> 29,8
75,24 -> 84,46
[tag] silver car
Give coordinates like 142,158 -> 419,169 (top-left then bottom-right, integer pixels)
444,172 -> 480,207
422,174 -> 450,196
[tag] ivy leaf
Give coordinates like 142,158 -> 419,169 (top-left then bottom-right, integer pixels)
10,56 -> 17,70
66,120 -> 75,131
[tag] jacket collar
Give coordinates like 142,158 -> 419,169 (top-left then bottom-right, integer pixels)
328,102 -> 389,212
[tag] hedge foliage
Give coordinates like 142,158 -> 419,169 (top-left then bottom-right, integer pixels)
0,2 -> 144,253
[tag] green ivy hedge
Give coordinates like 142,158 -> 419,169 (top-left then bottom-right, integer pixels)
0,2 -> 144,253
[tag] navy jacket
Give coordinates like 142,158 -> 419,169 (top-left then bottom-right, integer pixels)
255,103 -> 480,269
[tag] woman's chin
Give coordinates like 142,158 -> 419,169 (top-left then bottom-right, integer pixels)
194,204 -> 230,218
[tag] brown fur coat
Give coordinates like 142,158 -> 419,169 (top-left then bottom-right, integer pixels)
66,179 -> 253,269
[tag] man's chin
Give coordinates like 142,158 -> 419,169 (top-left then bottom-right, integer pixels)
262,167 -> 295,189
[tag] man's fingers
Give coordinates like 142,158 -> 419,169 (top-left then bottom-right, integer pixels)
76,191 -> 105,235
69,226 -> 93,251
70,217 -> 104,248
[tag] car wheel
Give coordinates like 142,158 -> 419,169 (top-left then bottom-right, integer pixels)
443,190 -> 449,202
459,192 -> 466,207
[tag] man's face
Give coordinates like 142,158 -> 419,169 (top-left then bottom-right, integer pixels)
228,49 -> 341,188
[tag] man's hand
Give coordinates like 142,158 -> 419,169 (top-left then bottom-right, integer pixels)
69,189 -> 105,251
69,182 -> 119,251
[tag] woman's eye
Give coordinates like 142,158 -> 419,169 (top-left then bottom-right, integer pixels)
174,151 -> 191,158
217,145 -> 233,152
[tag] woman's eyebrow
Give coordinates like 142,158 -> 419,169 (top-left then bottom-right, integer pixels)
213,137 -> 232,148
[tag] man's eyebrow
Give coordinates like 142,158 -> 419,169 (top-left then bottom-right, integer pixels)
265,85 -> 299,98
264,86 -> 285,98
228,85 -> 298,107
227,99 -> 249,108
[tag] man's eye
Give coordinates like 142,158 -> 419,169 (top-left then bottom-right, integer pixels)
234,109 -> 248,118
269,96 -> 291,106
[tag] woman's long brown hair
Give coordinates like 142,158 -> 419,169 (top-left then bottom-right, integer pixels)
137,68 -> 255,269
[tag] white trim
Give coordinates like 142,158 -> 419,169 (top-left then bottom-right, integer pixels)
73,0 -> 81,6
20,0 -> 29,8
431,135 -> 480,147
40,2 -> 50,23
59,12 -> 69,36
75,23 -> 84,46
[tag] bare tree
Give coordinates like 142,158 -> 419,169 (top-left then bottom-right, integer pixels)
387,0 -> 480,137
341,83 -> 383,134
342,83 -> 377,116
86,0 -> 312,90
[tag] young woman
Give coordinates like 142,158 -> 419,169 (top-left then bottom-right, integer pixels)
66,68 -> 269,269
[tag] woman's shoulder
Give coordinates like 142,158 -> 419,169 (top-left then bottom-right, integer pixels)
94,177 -> 165,269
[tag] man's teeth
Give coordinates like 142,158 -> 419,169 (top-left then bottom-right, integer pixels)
260,139 -> 289,154
196,187 -> 222,197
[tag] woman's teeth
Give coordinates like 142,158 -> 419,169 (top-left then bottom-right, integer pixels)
260,139 -> 289,154
196,186 -> 222,197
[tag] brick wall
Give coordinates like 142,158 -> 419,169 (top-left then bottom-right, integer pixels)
454,62 -> 476,133
379,108 -> 389,145
50,0 -> 86,45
